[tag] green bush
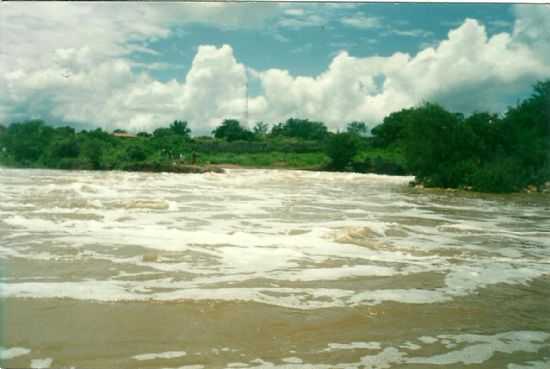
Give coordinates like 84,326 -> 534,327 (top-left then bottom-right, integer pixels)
326,132 -> 360,170
470,159 -> 524,193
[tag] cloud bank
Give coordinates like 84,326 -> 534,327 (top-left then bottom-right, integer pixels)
1,4 -> 549,133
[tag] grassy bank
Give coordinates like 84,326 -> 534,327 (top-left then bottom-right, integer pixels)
0,120 -> 405,175
196,152 -> 329,170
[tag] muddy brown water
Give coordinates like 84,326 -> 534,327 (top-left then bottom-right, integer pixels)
1,168 -> 549,368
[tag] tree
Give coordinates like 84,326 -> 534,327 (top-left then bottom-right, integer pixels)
270,118 -> 328,141
326,132 -> 360,170
126,144 -> 147,161
85,128 -> 115,143
253,122 -> 269,138
80,138 -> 103,169
498,79 -> 550,188
402,103 -> 465,187
48,137 -> 80,159
4,120 -> 54,163
170,120 -> 191,138
153,127 -> 172,137
346,121 -> 369,137
0,124 -> 6,151
212,119 -> 254,141
462,112 -> 501,160
371,108 -> 416,148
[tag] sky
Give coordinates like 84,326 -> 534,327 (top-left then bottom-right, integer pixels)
1,2 -> 550,135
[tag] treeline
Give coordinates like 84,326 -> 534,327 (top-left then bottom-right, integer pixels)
0,117 -> 371,172
0,80 -> 549,193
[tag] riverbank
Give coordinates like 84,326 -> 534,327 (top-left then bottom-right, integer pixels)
0,145 -> 405,176
409,179 -> 550,194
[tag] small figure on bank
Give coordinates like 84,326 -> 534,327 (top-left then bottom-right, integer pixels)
191,151 -> 197,165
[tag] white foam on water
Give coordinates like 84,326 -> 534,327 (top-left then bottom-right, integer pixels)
0,327 -> 530,369
0,281 -> 351,308
267,264 -> 400,282
0,281 -> 138,302
508,359 -> 550,369
3,215 -> 62,232
0,278 -> 461,309
349,288 -> 451,305
240,358 -> 326,369
408,331 -> 550,365
2,168 -> 550,309
399,342 -> 421,351
444,263 -> 550,297
0,245 -> 25,259
325,342 -> 382,351
132,351 -> 187,360
358,347 -> 405,369
281,357 -> 303,364
30,358 -> 53,368
232,331 -> 550,369
418,336 -> 438,344
0,346 -> 31,360
1,253 -> 549,308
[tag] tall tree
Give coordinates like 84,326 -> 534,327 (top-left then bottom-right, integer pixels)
270,118 -> 328,141
170,120 -> 191,138
326,132 -> 360,170
371,108 -> 416,148
346,121 -> 369,137
212,119 -> 254,141
253,122 -> 269,138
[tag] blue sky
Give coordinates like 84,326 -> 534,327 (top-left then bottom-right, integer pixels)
134,4 -> 516,83
1,2 -> 548,134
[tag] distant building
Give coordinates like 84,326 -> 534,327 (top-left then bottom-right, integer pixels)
112,131 -> 136,138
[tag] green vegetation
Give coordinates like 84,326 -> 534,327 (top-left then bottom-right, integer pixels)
1,80 -> 549,193
212,119 -> 254,142
346,121 -> 369,137
326,133 -> 361,170
370,80 -> 550,193
271,118 -> 329,141
196,152 -> 328,168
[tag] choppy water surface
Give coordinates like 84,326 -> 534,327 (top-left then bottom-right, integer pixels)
1,168 -> 550,369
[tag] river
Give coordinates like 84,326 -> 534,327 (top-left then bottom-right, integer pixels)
1,168 -> 550,369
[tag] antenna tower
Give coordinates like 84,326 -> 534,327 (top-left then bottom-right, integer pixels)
245,69 -> 249,128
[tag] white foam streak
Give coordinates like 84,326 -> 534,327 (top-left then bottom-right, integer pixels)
229,331 -> 550,368
409,332 -> 550,365
133,351 -> 187,360
0,347 -> 31,360
30,358 -> 53,369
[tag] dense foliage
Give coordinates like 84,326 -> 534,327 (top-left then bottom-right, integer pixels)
270,118 -> 329,141
1,80 -> 549,193
212,119 -> 254,142
346,121 -> 369,137
326,133 -> 361,170
370,80 -> 550,192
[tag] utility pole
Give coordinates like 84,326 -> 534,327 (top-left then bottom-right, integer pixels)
244,68 -> 249,129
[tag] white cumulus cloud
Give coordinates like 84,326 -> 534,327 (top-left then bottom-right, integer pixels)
255,17 -> 550,129
1,3 -> 550,134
